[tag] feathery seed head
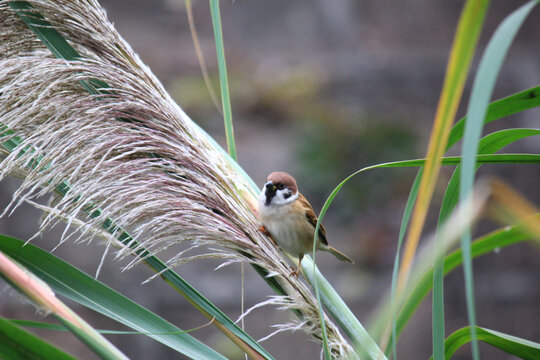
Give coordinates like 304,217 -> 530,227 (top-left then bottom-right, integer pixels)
0,1 -> 353,356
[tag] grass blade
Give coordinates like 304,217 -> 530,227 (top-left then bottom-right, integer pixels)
434,128 -> 540,358
447,86 -> 540,150
388,83 -> 540,355
0,317 -> 76,360
0,235 -> 229,360
8,1 -> 78,59
434,326 -> 540,360
11,319 -> 216,336
388,172 -> 422,357
5,4 -> 273,358
209,0 -> 236,160
440,129 -> 540,226
397,0 -> 489,299
370,217 -> 537,349
302,257 -> 369,359
0,249 -> 128,360
458,2 -> 538,358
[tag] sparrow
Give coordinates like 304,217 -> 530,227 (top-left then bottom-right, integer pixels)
258,171 -> 353,276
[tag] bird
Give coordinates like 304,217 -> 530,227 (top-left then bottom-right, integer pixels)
258,171 -> 353,276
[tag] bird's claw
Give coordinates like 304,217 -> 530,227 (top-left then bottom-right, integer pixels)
257,225 -> 278,245
257,225 -> 270,236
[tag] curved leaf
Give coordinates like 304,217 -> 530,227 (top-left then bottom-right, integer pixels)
459,3 -> 538,357
392,85 -> 540,354
433,128 -> 540,357
447,86 -> 540,150
369,219 -> 536,348
0,235 -> 227,360
397,222 -> 534,342
395,1 -> 489,330
433,326 -> 540,360
6,4 -> 272,359
0,317 -> 76,360
0,250 -> 128,360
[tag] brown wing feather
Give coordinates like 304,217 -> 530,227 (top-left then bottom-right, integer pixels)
298,193 -> 328,246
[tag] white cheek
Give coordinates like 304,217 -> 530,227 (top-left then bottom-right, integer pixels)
272,190 -> 298,206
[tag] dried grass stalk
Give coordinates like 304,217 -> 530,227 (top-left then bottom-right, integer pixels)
0,0 -> 353,356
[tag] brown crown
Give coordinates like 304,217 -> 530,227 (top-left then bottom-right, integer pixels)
267,171 -> 298,194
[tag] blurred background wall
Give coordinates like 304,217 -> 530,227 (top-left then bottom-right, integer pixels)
1,0 -> 539,359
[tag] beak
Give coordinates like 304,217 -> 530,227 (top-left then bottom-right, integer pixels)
265,181 -> 276,191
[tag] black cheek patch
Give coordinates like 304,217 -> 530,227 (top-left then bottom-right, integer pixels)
265,189 -> 275,206
283,192 -> 292,199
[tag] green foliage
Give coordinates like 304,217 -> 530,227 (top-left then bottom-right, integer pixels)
456,2 -> 538,358
1,1 -> 539,359
0,235 -> 228,360
436,326 -> 540,360
0,317 -> 76,360
209,0 -> 236,160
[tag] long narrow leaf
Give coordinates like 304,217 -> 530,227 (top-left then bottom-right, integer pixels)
433,128 -> 540,359
303,152 -> 539,358
397,0 -> 489,299
4,3 -> 274,358
302,258 -> 377,360
209,0 -> 236,160
12,319 -> 217,336
447,85 -> 540,150
458,2 -> 538,358
388,81 -> 540,354
434,326 -> 540,360
0,317 -> 76,360
388,172 -> 422,357
4,1 -> 352,357
0,250 -> 128,360
0,235 -> 228,360
370,218 -> 536,347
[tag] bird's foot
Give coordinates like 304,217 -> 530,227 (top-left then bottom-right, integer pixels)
257,225 -> 277,245
289,266 -> 301,278
257,225 -> 270,236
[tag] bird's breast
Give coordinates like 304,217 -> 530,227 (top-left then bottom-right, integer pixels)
259,201 -> 316,256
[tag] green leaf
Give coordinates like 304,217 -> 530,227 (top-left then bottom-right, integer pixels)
11,319 -> 215,336
0,251 -> 128,359
393,84 -> 540,354
0,235 -> 228,360
303,258 -> 370,360
433,128 -> 540,359
433,326 -> 540,360
9,1 -> 79,60
209,0 -> 236,160
370,154 -> 540,168
0,317 -> 77,360
394,3 -> 489,344
301,152 -> 538,358
439,129 -> 540,228
6,4 -> 272,358
459,2 -> 538,358
369,219 -> 535,350
388,171 -> 422,358
401,223 -> 534,343
447,86 -> 540,150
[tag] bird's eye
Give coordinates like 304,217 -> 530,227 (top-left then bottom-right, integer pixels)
277,183 -> 284,190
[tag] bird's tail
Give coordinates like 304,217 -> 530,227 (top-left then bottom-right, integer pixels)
325,246 -> 354,264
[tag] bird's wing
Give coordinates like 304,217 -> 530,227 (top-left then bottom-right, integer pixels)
298,193 -> 328,246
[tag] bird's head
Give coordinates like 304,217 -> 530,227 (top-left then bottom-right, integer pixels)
259,171 -> 299,207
